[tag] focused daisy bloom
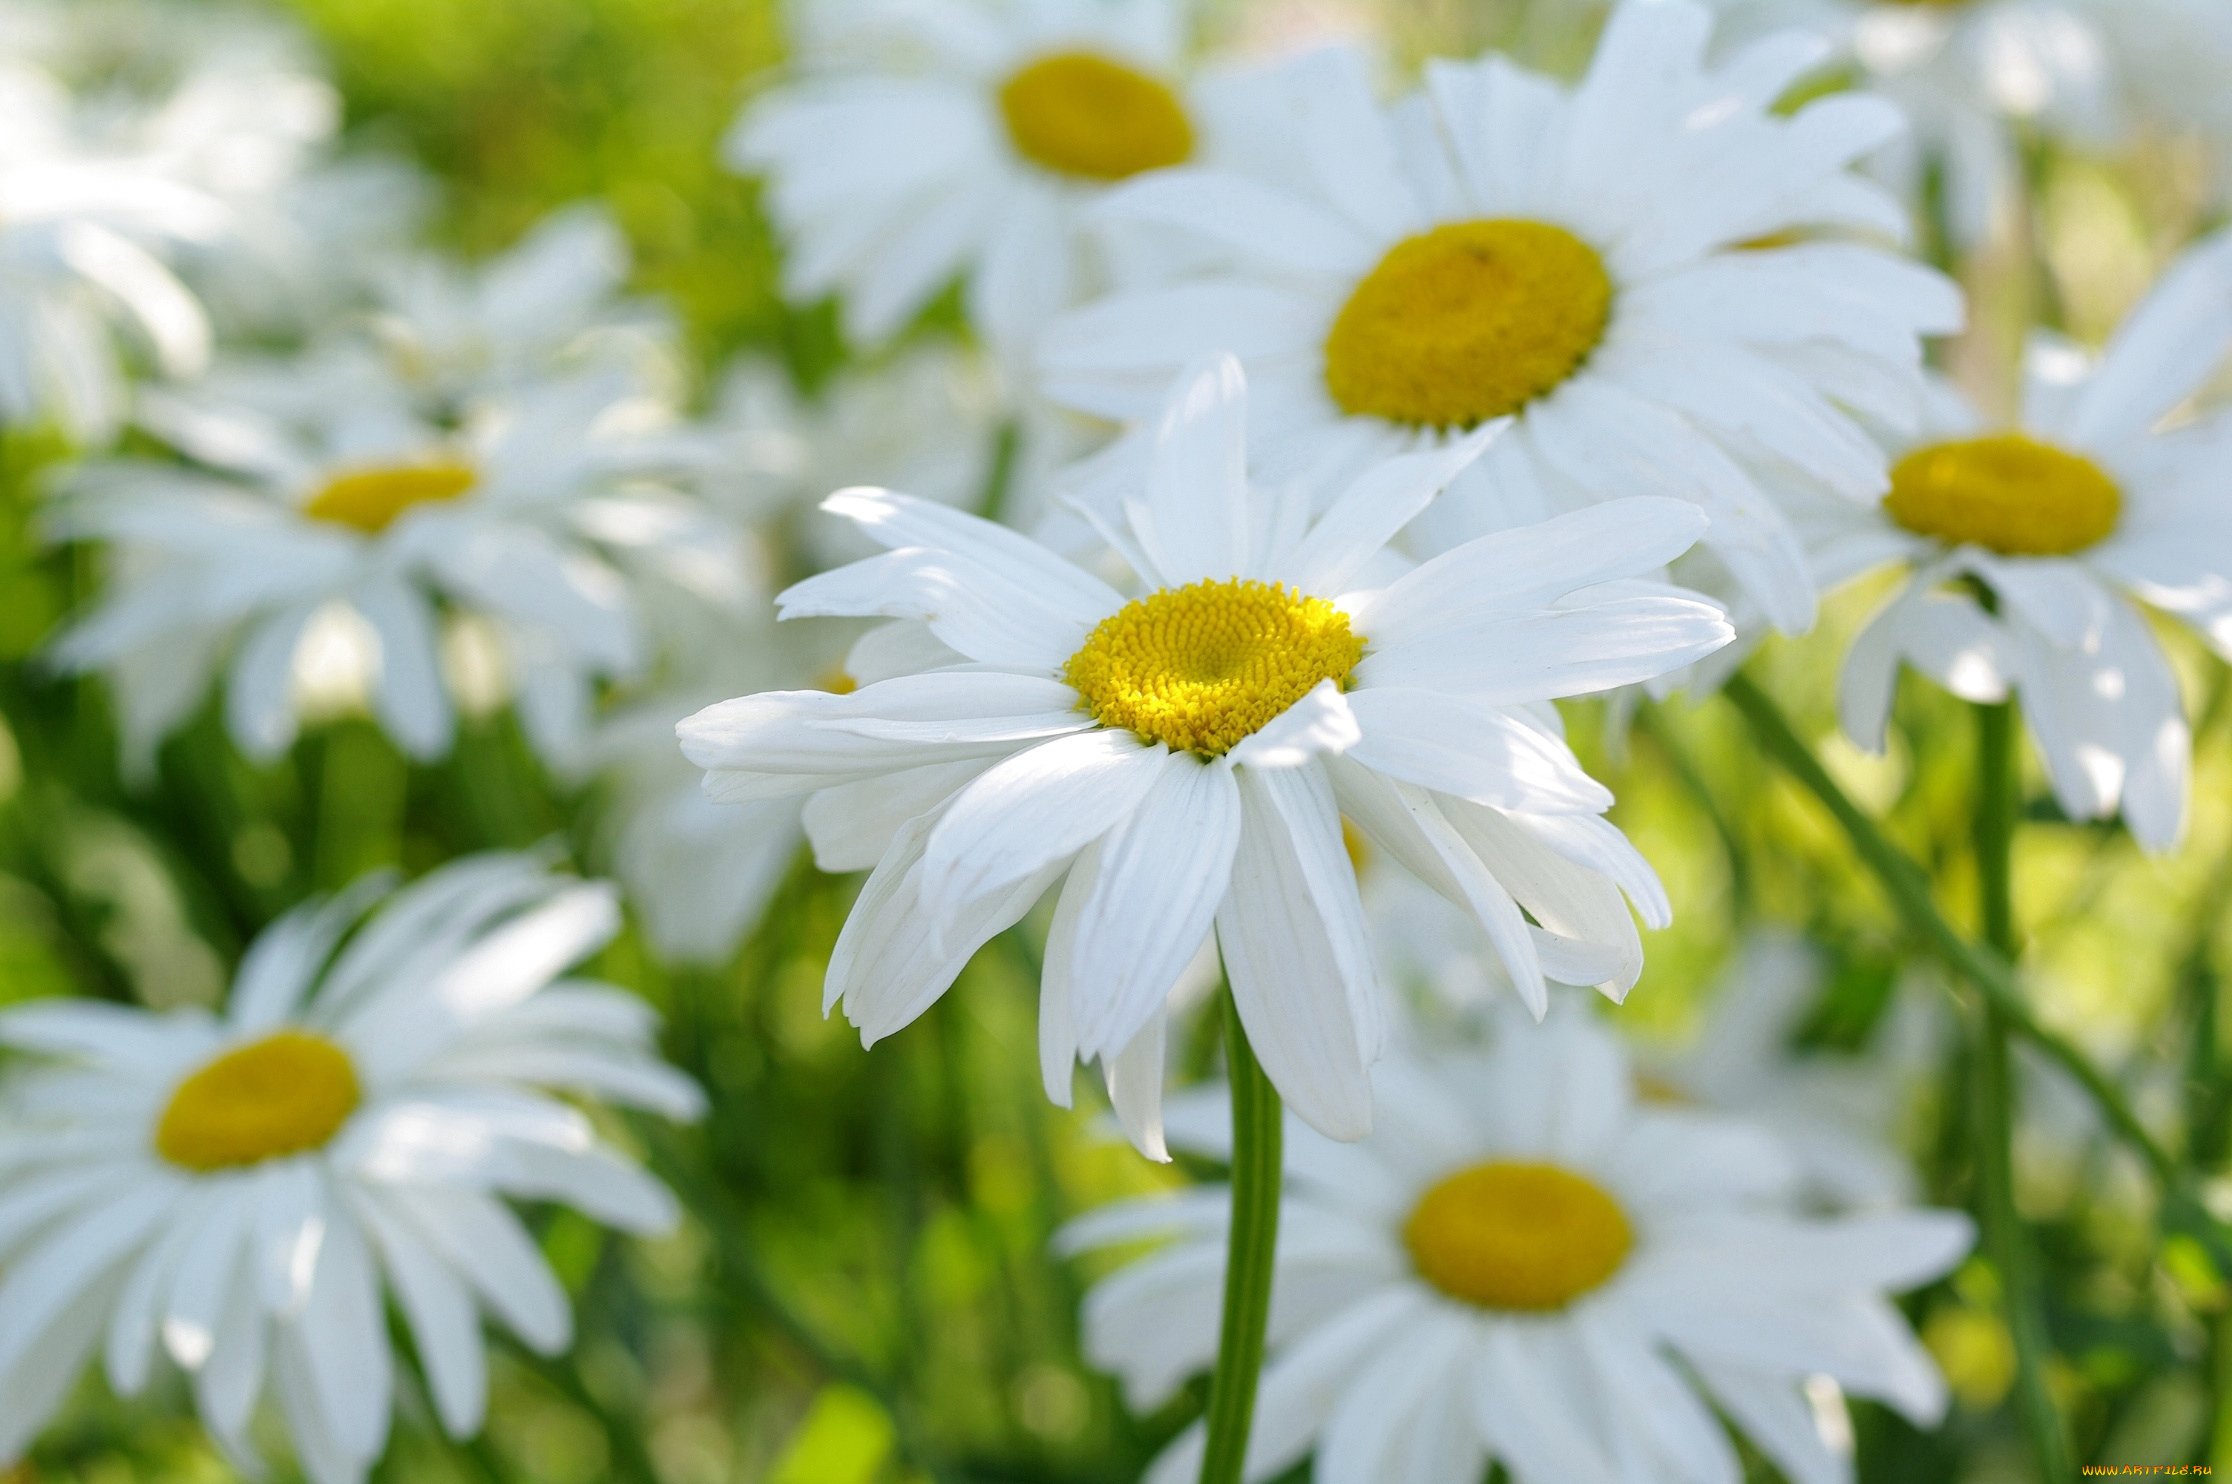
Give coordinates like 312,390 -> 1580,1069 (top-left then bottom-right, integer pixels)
1065,1004 -> 1972,1484
1819,227 -> 2232,853
680,355 -> 1732,1145
1041,0 -> 1962,636
0,852 -> 703,1483
1701,0 -> 2232,248
727,0 -> 1212,359
46,349 -> 726,773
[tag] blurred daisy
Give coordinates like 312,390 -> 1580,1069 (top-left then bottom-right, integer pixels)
0,58 -> 228,442
0,852 -> 703,1484
1823,227 -> 2232,852
1064,1005 -> 1971,1484
365,203 -> 684,417
1042,1 -> 1962,636
1702,0 -> 2232,248
680,355 -> 1731,1145
1635,931 -> 1937,1211
728,0 -> 1208,358
585,607 -> 865,967
47,350 -> 720,772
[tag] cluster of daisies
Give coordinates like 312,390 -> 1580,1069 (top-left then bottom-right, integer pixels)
2,0 -> 2231,1478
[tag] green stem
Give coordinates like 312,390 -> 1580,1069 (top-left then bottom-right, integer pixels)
1633,698 -> 1752,919
1970,699 -> 2071,1483
1198,986 -> 1283,1484
1720,672 -> 2174,1184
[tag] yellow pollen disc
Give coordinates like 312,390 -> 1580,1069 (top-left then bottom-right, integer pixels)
815,664 -> 859,696
1404,1160 -> 1634,1311
303,461 -> 477,535
1883,434 -> 2121,557
997,51 -> 1193,181
1064,578 -> 1363,757
1324,219 -> 1614,431
155,1030 -> 363,1172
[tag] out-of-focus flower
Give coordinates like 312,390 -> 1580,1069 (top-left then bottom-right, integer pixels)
1042,0 -> 1962,639
1634,931 -> 1938,1211
1064,1005 -> 1972,1484
0,62 -> 229,441
364,204 -> 684,418
1818,227 -> 2232,852
0,852 -> 704,1484
679,355 -> 1730,1148
46,349 -> 731,772
1702,0 -> 2232,247
727,0 -> 1215,361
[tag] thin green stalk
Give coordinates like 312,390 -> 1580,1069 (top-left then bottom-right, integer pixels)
1198,986 -> 1282,1484
1970,699 -> 2071,1483
1633,698 -> 1752,918
1720,672 -> 2175,1184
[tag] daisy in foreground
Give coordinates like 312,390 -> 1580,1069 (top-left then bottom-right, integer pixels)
680,355 -> 1733,1145
1064,1005 -> 1972,1484
1823,226 -> 2232,852
728,0 -> 1206,357
0,852 -> 702,1483
1042,0 -> 1962,636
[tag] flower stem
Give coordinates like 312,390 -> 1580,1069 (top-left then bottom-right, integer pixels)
1970,699 -> 2072,1483
1199,985 -> 1283,1484
1720,672 -> 2175,1186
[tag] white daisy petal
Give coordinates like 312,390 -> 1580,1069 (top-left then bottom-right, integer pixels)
922,729 -> 1167,918
2070,228 -> 2232,450
1067,751 -> 1241,1062
1218,765 -> 1379,1141
352,1190 -> 489,1438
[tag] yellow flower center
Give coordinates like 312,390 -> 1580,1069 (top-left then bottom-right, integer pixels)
302,461 -> 477,535
1884,434 -> 2121,557
1064,578 -> 1363,756
1324,219 -> 1614,431
154,1030 -> 363,1172
997,51 -> 1194,181
1403,1160 -> 1634,1311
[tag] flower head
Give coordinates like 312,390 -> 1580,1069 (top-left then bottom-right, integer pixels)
1823,226 -> 2232,851
1042,2 -> 1962,638
681,355 -> 1732,1147
1065,1004 -> 1972,1484
0,853 -> 703,1484
728,0 -> 1211,357
45,349 -> 727,772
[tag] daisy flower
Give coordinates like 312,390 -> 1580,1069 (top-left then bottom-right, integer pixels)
1822,226 -> 2232,853
1701,0 -> 2232,248
0,852 -> 704,1484
726,0 -> 1211,358
1040,1 -> 1963,636
586,612 -> 863,968
679,355 -> 1733,1144
1064,1004 -> 1972,1484
0,56 -> 228,443
364,203 -> 684,418
1634,931 -> 1938,1211
46,350 -> 722,773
